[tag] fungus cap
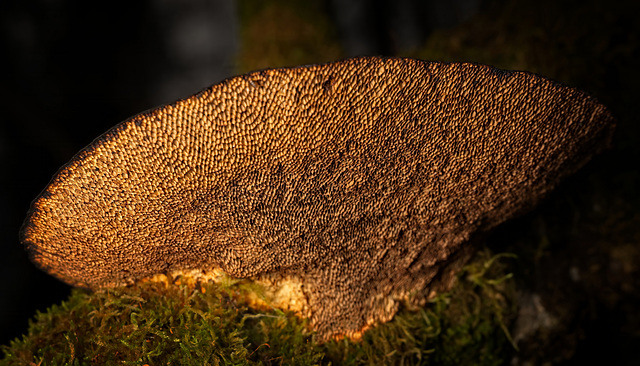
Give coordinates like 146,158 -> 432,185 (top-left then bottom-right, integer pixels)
21,57 -> 615,339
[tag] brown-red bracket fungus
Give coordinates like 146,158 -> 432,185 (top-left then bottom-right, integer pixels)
22,57 -> 615,340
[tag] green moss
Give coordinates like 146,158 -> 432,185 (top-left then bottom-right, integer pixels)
1,250 -> 516,365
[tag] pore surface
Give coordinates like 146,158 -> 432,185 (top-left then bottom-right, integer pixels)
22,57 -> 615,338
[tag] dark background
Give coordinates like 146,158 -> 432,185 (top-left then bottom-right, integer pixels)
1,0 -> 638,363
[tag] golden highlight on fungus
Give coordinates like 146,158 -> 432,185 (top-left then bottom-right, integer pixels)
21,57 -> 615,340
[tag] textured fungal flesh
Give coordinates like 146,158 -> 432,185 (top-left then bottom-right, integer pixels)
21,57 -> 615,340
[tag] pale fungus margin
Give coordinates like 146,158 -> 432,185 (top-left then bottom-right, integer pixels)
21,57 -> 615,340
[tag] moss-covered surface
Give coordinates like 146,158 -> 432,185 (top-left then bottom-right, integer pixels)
1,250 -> 516,365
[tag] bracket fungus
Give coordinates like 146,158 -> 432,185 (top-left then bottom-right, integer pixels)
22,57 -> 614,340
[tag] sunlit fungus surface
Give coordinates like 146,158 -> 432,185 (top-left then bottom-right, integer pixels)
21,57 -> 615,340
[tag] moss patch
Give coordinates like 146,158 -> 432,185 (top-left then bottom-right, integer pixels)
1,250 -> 516,365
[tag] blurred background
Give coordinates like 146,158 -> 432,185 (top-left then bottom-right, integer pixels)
1,0 -> 638,363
